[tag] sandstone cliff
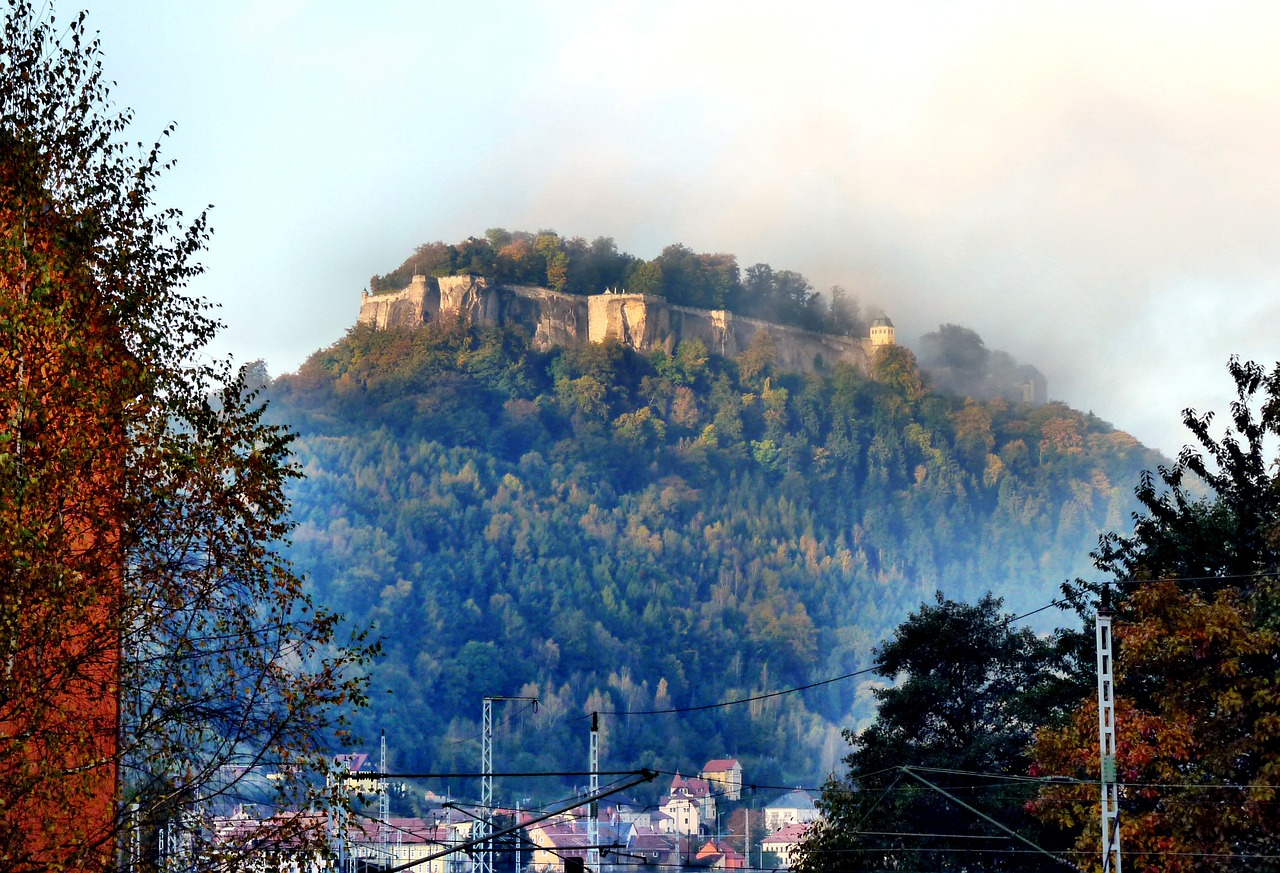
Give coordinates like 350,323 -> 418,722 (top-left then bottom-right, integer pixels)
359,276 -> 877,377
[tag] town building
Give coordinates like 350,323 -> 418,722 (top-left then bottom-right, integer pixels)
764,789 -> 819,832
699,759 -> 743,802
761,822 -> 812,869
696,838 -> 747,869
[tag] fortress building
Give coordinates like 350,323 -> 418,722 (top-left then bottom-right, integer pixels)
359,275 -> 889,376
869,315 -> 896,346
357,276 -> 1049,404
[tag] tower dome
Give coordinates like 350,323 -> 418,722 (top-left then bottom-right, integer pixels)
869,315 -> 896,346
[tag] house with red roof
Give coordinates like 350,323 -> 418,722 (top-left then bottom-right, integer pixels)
525,818 -> 590,872
700,758 -> 744,801
659,792 -> 702,836
345,815 -> 466,873
695,838 -> 747,869
761,821 -> 812,869
629,828 -> 681,867
668,772 -> 717,824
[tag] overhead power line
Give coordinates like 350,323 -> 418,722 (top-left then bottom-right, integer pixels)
380,769 -> 657,873
595,664 -> 880,716
359,770 -> 644,780
587,569 -> 1267,719
592,591 -> 1078,717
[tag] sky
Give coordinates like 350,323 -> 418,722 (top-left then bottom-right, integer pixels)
77,0 -> 1280,460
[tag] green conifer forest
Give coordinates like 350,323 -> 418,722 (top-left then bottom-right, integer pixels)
262,302 -> 1162,806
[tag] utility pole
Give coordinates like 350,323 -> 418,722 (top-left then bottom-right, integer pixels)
588,712 -> 600,873
481,696 -> 538,873
480,698 -> 493,873
380,730 -> 391,869
1096,587 -> 1122,873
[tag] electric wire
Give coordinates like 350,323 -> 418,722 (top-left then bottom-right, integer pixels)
229,569 -> 1280,866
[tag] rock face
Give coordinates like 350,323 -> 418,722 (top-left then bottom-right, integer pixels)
359,275 -> 876,375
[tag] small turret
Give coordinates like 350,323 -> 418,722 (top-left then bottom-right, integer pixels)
869,315 -> 896,346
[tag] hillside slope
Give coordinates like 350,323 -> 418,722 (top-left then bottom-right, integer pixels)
265,318 -> 1161,804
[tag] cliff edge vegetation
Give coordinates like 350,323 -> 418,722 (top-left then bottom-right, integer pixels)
369,229 -> 864,335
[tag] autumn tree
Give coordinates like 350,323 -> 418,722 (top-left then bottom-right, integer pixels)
1,4 -> 373,871
795,594 -> 1080,873
1030,357 -> 1280,872
1032,582 -> 1280,873
870,345 -> 926,402
737,330 -> 777,389
0,117 -> 130,873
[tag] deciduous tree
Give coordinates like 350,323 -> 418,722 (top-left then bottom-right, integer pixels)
795,594 -> 1079,872
1030,357 -> 1280,872
1,3 -> 374,870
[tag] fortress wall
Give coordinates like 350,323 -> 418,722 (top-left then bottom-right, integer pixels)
665,305 -> 733,358
664,305 -> 870,374
357,275 -> 435,329
504,285 -> 591,349
356,277 -> 1051,402
438,275 -> 495,323
365,278 -> 872,378
587,293 -> 668,347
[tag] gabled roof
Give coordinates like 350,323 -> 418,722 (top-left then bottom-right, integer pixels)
542,831 -> 590,849
529,821 -> 584,837
333,752 -> 370,772
212,810 -> 330,848
698,838 -> 744,861
762,822 -> 811,845
671,773 -> 712,797
766,789 -> 816,810
702,758 -> 741,772
347,817 -> 451,845
528,820 -> 590,850
631,832 -> 679,852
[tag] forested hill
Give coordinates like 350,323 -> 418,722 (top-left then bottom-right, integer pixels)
264,317 -> 1161,806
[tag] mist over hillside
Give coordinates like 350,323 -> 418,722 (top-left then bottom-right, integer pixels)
263,290 -> 1162,809
918,323 -> 1048,405
367,230 -> 1052,408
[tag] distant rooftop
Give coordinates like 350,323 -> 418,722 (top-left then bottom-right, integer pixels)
767,789 -> 817,810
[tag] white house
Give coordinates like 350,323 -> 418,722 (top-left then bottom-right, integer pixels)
764,790 -> 819,832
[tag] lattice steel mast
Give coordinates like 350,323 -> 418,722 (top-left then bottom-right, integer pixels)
1097,588 -> 1121,873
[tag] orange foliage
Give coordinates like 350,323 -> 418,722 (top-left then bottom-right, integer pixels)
1030,581 -> 1280,872
0,142 -> 130,871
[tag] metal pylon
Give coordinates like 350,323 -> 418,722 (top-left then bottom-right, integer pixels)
380,730 -> 391,868
589,713 -> 600,873
1097,590 -> 1122,873
479,695 -> 538,873
480,699 -> 493,873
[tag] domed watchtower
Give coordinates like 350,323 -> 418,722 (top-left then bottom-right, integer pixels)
869,315 -> 896,346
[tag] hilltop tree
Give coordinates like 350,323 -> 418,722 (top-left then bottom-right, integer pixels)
870,345 -> 926,402
0,4 -> 373,871
827,285 -> 861,336
655,243 -> 726,308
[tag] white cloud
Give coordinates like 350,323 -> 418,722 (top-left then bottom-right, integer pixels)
82,0 -> 1280,456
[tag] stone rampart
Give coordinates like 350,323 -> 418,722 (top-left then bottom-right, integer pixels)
360,277 -> 872,376
357,275 -> 434,329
